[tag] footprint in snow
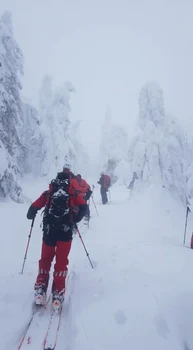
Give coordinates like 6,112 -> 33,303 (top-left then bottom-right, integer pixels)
114,309 -> 127,325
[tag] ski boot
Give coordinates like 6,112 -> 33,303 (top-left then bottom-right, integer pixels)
52,292 -> 64,314
34,286 -> 47,305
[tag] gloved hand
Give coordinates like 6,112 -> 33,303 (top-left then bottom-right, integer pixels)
75,204 -> 87,222
85,190 -> 92,200
27,205 -> 38,220
71,222 -> 77,232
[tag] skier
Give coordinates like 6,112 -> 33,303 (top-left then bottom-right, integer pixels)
61,163 -> 88,196
75,174 -> 90,194
26,170 -> 87,312
97,172 -> 111,204
76,174 -> 92,219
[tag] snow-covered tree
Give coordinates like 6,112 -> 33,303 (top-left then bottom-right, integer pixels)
21,102 -> 48,176
100,106 -> 129,183
126,82 -> 190,203
39,76 -> 76,176
0,11 -> 90,200
0,11 -> 24,201
69,120 -> 90,176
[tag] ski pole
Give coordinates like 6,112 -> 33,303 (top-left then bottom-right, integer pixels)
108,188 -> 111,203
20,218 -> 35,274
76,226 -> 94,269
87,198 -> 90,229
183,206 -> 190,245
91,195 -> 99,216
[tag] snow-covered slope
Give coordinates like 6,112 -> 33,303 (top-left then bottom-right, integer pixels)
1,182 -> 193,350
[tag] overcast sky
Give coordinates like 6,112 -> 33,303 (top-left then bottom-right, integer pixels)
1,0 -> 193,155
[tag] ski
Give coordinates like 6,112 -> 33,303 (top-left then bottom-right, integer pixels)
43,307 -> 63,350
18,295 -> 51,349
43,271 -> 76,349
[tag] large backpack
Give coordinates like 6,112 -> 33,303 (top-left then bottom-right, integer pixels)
104,174 -> 111,189
43,173 -> 71,231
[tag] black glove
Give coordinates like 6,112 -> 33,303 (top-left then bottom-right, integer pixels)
27,205 -> 38,220
75,204 -> 87,222
85,190 -> 92,200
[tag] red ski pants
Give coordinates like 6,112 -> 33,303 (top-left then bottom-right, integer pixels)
35,240 -> 72,294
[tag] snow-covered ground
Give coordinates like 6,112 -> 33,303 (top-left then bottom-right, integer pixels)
1,180 -> 193,350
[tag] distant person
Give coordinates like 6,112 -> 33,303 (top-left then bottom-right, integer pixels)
76,174 -> 92,219
97,172 -> 111,204
127,172 -> 138,190
60,164 -> 87,196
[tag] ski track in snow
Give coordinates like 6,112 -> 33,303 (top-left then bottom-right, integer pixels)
1,181 -> 193,349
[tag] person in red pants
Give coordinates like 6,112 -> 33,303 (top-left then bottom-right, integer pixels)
27,171 -> 87,312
